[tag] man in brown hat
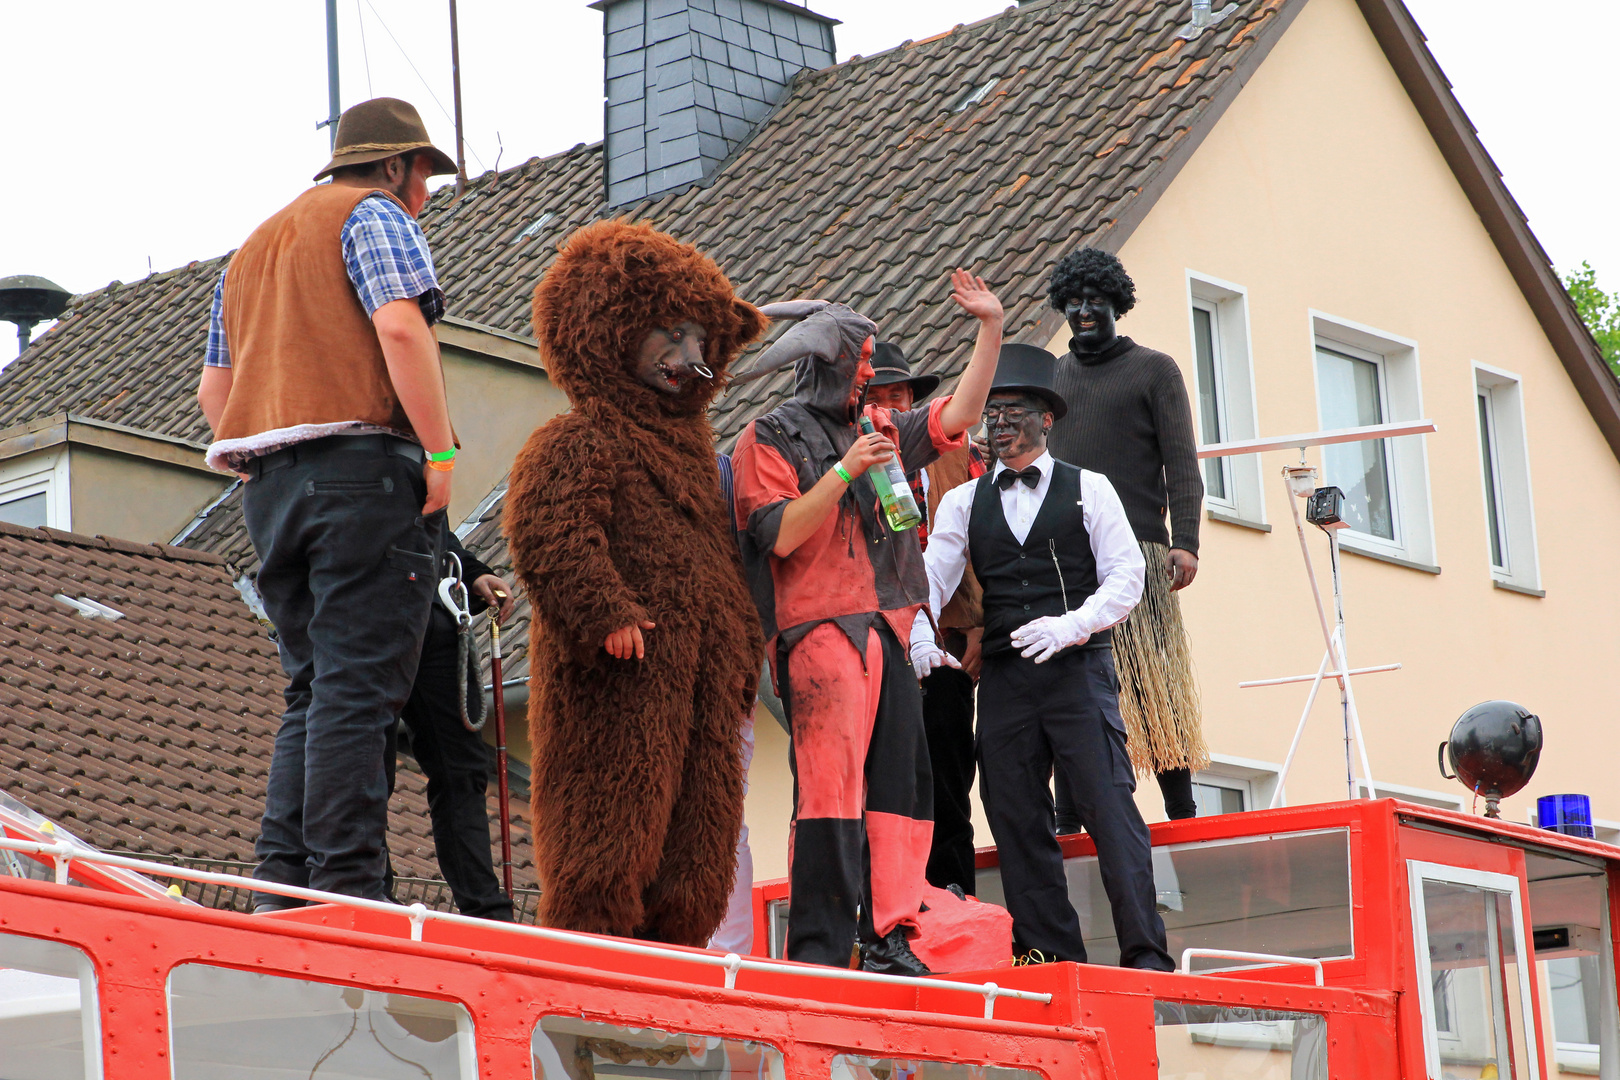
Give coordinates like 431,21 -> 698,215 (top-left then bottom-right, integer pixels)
195,97 -> 461,909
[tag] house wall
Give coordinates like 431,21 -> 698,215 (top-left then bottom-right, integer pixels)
1043,0 -> 1620,825
67,446 -> 229,544
439,344 -> 570,526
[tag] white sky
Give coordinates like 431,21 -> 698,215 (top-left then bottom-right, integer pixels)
2,0 -> 1615,369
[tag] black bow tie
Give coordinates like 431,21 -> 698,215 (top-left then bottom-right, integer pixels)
997,465 -> 1042,490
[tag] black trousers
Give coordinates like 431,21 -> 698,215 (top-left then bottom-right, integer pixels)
782,620 -> 933,968
1057,766 -> 1197,832
390,605 -> 513,921
977,647 -> 1173,971
244,435 -> 443,904
921,643 -> 977,896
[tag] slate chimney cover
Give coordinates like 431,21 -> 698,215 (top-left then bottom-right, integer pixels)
592,0 -> 838,206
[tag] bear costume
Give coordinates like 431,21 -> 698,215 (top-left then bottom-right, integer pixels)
504,220 -> 768,945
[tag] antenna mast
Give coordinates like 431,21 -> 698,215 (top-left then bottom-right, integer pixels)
321,0 -> 341,149
449,0 -> 468,196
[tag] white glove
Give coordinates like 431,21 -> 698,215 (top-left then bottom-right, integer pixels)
1010,613 -> 1089,663
909,634 -> 961,679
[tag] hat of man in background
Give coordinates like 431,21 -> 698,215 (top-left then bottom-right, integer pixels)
313,97 -> 458,182
987,343 -> 1067,419
868,341 -> 941,399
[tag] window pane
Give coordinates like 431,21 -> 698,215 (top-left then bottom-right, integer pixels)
1155,1003 -> 1328,1080
1419,881 -> 1534,1079
169,964 -> 475,1079
977,829 -> 1352,969
1193,306 -> 1226,500
830,1055 -> 1043,1079
534,1016 -> 785,1079
1191,783 -> 1246,817
1527,850 -> 1616,1075
0,491 -> 48,529
0,934 -> 99,1080
1316,348 -> 1395,540
1477,392 -> 1507,569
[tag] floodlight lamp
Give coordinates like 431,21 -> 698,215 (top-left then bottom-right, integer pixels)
1306,486 -> 1346,531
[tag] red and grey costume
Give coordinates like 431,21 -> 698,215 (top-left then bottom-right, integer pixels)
732,303 -> 962,967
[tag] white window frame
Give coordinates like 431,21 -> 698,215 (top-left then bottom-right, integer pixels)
0,448 -> 71,531
1355,779 -> 1464,811
1407,861 -> 1542,1080
1187,272 -> 1265,529
1193,753 -> 1283,811
1472,363 -> 1542,595
1310,312 -> 1436,569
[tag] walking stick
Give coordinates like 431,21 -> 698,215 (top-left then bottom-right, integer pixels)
489,618 -> 515,899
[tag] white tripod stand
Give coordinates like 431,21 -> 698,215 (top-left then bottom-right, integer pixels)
1196,420 -> 1436,804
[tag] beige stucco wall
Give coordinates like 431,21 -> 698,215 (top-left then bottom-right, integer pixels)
439,344 -> 569,526
67,446 -> 230,545
1051,0 -> 1620,825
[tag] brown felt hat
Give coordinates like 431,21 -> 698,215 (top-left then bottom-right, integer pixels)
313,97 -> 458,182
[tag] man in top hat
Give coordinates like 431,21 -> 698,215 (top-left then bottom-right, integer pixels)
915,344 -> 1173,970
195,98 -> 461,908
864,343 -> 987,897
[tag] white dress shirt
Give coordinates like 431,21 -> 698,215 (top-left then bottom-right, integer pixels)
915,450 -> 1146,645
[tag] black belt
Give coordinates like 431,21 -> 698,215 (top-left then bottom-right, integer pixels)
252,433 -> 423,476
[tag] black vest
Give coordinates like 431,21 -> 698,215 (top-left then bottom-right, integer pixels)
968,459 -> 1110,658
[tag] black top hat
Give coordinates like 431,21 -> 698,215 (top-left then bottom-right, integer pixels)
987,344 -> 1067,419
868,341 -> 941,399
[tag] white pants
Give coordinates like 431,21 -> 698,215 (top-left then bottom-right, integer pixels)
707,711 -> 756,953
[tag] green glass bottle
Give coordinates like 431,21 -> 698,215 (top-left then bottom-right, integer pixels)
857,415 -> 923,531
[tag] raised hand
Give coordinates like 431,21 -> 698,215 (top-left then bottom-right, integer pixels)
950,268 -> 1003,324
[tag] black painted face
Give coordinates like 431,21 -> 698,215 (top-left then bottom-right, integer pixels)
633,321 -> 711,396
1063,285 -> 1118,351
983,392 -> 1051,464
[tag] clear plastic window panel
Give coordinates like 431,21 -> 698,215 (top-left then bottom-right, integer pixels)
1524,850 -> 1618,1078
0,933 -> 101,1080
533,1015 -> 786,1079
829,1056 -> 1044,1079
168,964 -> 476,1079
977,829 -> 1352,969
1154,1003 -> 1328,1080
1419,881 -> 1535,1079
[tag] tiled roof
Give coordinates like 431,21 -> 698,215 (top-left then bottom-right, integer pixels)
0,520 -> 533,887
2,0 -> 1293,451
0,256 -> 227,445
416,0 -> 1303,446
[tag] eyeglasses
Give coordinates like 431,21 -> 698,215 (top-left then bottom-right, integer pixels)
982,406 -> 1034,424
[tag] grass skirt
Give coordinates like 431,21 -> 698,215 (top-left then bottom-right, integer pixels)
1113,541 -> 1209,775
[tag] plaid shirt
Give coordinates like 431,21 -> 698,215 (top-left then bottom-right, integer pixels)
204,193 -> 445,368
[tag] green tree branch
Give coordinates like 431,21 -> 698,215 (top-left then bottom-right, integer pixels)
1563,261 -> 1620,379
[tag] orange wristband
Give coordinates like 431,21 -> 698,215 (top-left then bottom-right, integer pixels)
426,458 -> 455,472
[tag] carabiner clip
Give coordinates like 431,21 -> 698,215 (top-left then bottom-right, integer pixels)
437,551 -> 473,629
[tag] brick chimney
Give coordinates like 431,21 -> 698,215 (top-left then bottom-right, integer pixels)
592,0 -> 838,206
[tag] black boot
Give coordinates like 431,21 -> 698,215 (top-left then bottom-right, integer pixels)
861,924 -> 932,977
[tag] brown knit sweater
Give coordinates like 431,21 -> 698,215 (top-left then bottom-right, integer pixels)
1048,335 -> 1203,554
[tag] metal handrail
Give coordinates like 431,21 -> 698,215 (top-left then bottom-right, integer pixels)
0,836 -> 1050,1020
1179,948 -> 1325,986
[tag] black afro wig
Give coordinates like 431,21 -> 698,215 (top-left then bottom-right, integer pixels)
1046,247 -> 1137,317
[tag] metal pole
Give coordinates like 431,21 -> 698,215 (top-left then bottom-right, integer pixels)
448,0 -> 468,197
490,619 -> 514,898
15,320 -> 33,357
324,0 -> 341,150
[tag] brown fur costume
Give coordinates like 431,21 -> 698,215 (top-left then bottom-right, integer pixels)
504,220 -> 767,945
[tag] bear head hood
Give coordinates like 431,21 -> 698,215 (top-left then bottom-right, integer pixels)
532,220 -> 767,425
